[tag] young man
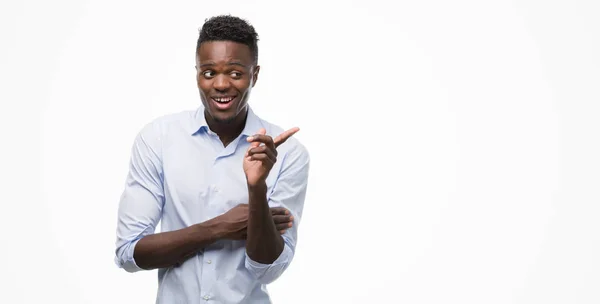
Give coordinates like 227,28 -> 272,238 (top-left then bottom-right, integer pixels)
114,15 -> 310,303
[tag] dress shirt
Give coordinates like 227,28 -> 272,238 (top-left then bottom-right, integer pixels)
114,105 -> 310,303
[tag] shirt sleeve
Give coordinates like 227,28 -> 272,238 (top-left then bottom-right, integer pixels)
245,140 -> 310,284
114,121 -> 165,273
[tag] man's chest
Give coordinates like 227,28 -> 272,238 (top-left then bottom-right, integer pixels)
160,135 -> 277,223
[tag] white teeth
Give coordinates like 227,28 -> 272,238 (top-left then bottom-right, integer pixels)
214,97 -> 234,103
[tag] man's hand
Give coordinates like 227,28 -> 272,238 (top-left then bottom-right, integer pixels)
243,127 -> 300,186
218,204 -> 294,240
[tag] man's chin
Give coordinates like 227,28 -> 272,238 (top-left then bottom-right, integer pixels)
208,110 -> 237,124
204,102 -> 247,124
213,115 -> 236,124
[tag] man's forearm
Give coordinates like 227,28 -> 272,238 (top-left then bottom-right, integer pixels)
133,217 -> 226,270
246,181 -> 285,264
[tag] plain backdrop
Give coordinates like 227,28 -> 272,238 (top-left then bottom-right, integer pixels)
1,0 -> 599,303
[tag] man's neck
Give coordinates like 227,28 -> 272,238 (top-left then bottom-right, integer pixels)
205,109 -> 248,147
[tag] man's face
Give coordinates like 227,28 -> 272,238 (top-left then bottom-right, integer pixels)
196,41 -> 259,123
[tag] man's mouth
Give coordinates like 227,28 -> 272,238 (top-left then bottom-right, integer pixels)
211,95 -> 237,110
212,96 -> 236,104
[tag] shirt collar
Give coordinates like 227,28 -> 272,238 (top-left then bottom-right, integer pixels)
240,106 -> 263,137
191,106 -> 209,135
191,105 -> 262,137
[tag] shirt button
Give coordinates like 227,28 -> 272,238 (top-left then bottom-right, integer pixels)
206,260 -> 212,264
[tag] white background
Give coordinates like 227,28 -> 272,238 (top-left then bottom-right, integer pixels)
1,0 -> 599,303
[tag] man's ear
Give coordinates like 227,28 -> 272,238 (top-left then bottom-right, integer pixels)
252,65 -> 260,87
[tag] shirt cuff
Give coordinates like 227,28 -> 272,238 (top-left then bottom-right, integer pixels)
115,238 -> 143,273
245,243 -> 292,268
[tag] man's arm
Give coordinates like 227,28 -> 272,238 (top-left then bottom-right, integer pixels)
243,128 -> 310,284
246,181 -> 285,264
134,204 -> 294,269
132,218 -> 224,269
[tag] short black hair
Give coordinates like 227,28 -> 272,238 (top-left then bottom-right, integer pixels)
197,15 -> 259,63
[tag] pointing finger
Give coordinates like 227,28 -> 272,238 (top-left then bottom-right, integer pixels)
274,127 -> 300,148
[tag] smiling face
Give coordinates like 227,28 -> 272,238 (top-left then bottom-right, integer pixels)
196,40 -> 260,124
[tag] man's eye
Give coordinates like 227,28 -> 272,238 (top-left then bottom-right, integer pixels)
202,71 -> 214,78
231,72 -> 242,78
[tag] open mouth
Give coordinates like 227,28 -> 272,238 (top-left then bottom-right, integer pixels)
211,95 -> 237,110
212,96 -> 235,103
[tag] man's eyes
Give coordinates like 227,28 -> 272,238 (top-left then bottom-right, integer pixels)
202,70 -> 243,78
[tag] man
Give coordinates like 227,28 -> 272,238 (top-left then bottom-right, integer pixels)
114,15 -> 310,303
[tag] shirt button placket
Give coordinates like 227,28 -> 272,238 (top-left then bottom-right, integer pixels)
201,155 -> 219,302
201,251 -> 216,302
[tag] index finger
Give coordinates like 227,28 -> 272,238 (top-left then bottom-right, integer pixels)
274,127 -> 300,148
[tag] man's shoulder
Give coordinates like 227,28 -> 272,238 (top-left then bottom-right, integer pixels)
138,109 -> 197,137
147,109 -> 196,129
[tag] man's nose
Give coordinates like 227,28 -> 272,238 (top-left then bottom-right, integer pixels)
213,75 -> 230,91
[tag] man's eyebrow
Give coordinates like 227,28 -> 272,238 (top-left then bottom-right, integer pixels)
199,61 -> 247,68
228,61 -> 247,68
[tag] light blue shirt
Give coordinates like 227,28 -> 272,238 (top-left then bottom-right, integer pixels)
114,105 -> 310,303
